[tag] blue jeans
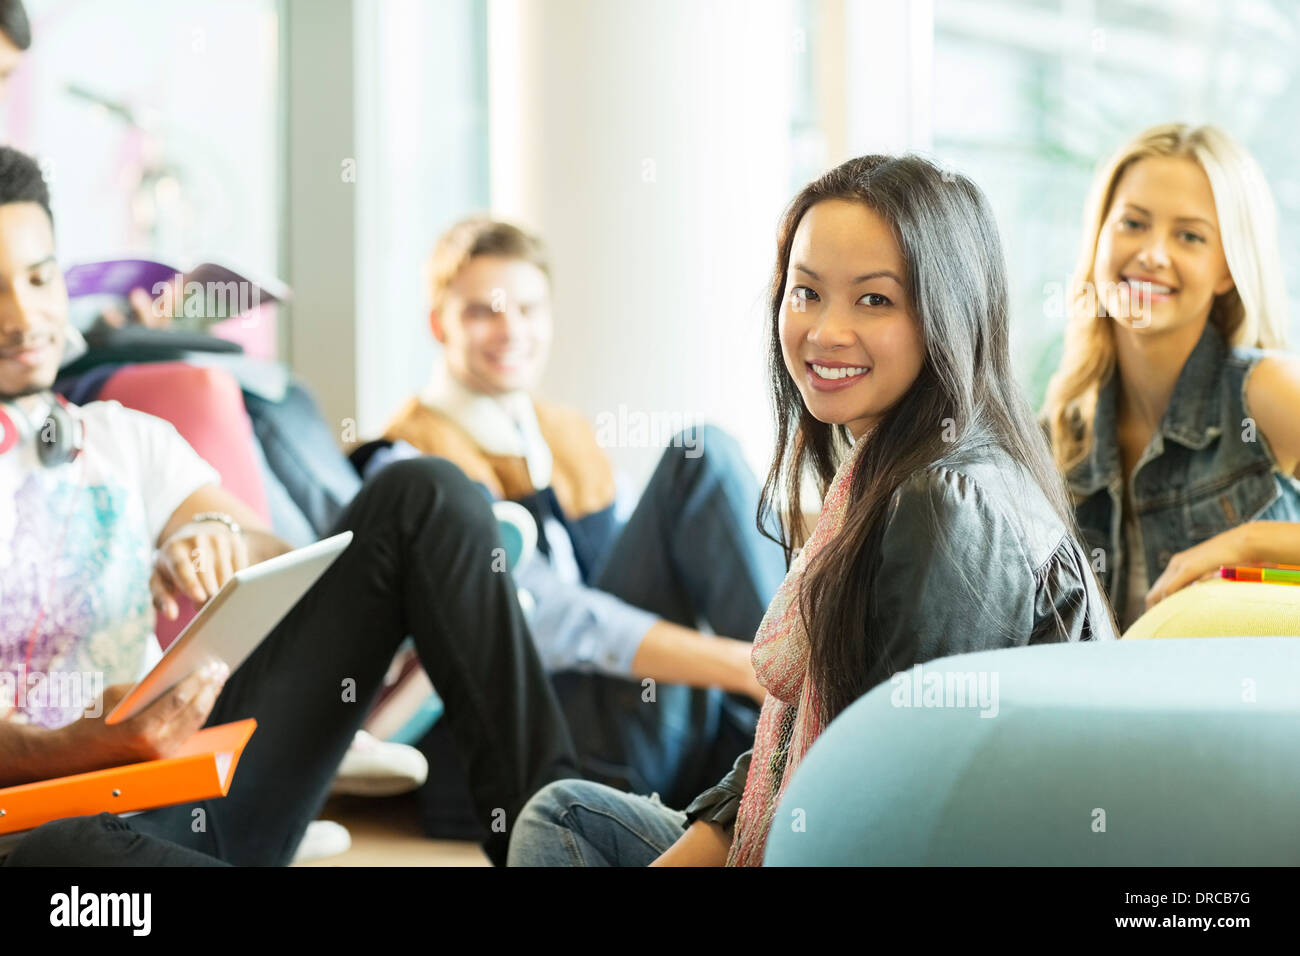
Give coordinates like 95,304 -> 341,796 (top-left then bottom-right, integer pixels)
508,778 -> 688,867
551,425 -> 785,810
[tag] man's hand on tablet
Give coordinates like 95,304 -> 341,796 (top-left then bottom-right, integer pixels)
54,662 -> 230,770
151,520 -> 250,620
152,486 -> 295,621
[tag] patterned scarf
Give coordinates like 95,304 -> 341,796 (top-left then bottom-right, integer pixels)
727,431 -> 870,867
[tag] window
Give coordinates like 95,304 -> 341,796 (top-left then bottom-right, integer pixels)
932,0 -> 1300,405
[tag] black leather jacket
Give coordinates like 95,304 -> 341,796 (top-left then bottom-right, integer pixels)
684,435 -> 1118,832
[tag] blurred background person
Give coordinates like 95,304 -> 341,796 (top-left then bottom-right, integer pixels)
1042,123 -> 1300,632
371,216 -> 783,813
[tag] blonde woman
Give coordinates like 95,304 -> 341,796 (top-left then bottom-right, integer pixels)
1042,123 -> 1300,631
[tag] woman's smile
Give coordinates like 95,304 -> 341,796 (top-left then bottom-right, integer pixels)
805,360 -> 872,392
1120,273 -> 1177,307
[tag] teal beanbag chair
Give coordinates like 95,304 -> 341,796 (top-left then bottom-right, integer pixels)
765,637 -> 1300,865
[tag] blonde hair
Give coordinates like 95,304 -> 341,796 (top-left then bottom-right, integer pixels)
426,216 -> 550,312
1042,122 -> 1289,477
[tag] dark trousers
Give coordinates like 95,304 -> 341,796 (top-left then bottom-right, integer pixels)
416,425 -> 787,836
556,425 -> 785,807
5,457 -> 579,867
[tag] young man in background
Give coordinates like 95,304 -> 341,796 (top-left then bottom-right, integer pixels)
378,217 -> 786,809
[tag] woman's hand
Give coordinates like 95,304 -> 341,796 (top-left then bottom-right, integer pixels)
726,638 -> 767,706
99,281 -> 182,329
1146,521 -> 1300,610
649,820 -> 732,867
151,520 -> 250,620
1145,524 -> 1249,610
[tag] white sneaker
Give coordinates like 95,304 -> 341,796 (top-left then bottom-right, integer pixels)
291,820 -> 352,864
492,499 -> 538,570
330,729 -> 429,797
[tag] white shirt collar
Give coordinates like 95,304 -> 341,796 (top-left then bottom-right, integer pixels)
420,366 -> 554,489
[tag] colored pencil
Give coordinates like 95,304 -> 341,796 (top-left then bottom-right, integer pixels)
1219,566 -> 1300,585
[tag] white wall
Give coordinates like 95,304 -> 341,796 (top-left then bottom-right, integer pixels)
7,0 -> 279,275
487,0 -> 796,489
283,0 -> 356,434
303,0 -> 926,488
353,0 -> 489,437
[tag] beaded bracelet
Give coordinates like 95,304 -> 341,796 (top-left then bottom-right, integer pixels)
190,511 -> 243,537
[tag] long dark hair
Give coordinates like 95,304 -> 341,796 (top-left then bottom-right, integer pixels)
758,154 -> 1101,724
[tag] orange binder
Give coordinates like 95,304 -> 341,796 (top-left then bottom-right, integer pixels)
0,719 -> 256,836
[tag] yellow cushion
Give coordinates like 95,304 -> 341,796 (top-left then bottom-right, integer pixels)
1122,578 -> 1300,639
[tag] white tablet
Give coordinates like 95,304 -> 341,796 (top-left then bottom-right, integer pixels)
105,531 -> 354,725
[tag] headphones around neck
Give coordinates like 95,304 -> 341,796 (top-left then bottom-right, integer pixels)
0,393 -> 84,467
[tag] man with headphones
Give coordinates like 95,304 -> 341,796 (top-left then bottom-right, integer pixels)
0,146 -> 580,866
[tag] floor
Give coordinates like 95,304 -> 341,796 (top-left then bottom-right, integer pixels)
293,792 -> 491,867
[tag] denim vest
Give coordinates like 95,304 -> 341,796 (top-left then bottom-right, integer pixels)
1067,321 -> 1300,615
